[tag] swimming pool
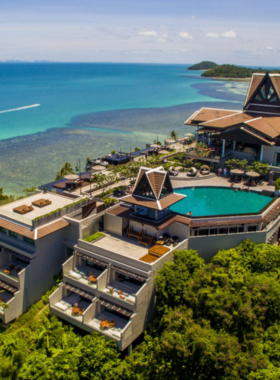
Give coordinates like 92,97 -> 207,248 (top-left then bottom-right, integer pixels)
171,187 -> 272,217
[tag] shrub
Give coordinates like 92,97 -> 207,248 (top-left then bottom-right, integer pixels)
83,231 -> 104,242
194,162 -> 202,170
275,177 -> 280,190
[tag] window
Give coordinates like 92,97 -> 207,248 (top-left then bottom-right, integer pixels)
218,228 -> 228,235
23,236 -> 35,245
248,225 -> 257,232
238,226 -> 245,233
199,229 -> 209,236
0,227 -> 7,234
229,227 -> 238,234
210,229 -> 218,235
9,231 -> 17,238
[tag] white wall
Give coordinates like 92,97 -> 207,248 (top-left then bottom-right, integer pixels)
104,214 -> 122,236
263,145 -> 280,165
129,220 -> 158,238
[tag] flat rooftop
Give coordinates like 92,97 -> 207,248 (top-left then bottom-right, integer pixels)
0,193 -> 77,224
93,233 -> 149,261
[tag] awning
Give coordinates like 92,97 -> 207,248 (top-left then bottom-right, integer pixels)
76,252 -> 108,268
111,265 -> 146,282
64,283 -> 94,300
0,280 -> 18,294
98,297 -> 132,317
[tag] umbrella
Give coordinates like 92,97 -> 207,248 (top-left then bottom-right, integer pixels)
184,133 -> 194,137
231,169 -> 244,175
246,171 -> 260,177
64,174 -> 80,180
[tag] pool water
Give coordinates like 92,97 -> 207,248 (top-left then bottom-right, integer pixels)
171,187 -> 272,217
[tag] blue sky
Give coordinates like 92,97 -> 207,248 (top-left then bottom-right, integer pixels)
1,0 -> 280,65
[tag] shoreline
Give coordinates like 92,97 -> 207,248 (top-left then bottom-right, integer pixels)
208,77 -> 251,82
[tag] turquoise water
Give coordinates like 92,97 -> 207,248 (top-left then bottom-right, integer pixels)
0,63 -> 234,141
171,187 -> 272,216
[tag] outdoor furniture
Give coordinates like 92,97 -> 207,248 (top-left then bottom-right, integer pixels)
156,240 -> 165,245
88,275 -> 97,284
148,244 -> 170,257
100,318 -> 116,330
138,233 -> 156,247
187,167 -> 197,177
127,227 -> 141,239
4,269 -> 11,275
72,306 -> 80,315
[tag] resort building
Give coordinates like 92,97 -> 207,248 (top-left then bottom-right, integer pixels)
0,192 -> 94,323
49,165 -> 280,350
185,73 -> 280,173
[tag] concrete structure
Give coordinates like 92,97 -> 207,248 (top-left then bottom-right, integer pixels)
49,166 -> 280,351
0,191 -> 102,323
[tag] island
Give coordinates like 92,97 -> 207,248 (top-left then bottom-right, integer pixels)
187,61 -> 217,70
201,64 -> 280,79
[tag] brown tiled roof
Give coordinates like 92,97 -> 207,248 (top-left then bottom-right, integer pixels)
245,118 -> 280,139
37,219 -> 69,239
0,218 -> 34,239
185,108 -> 238,125
270,76 -> 280,100
0,217 -> 69,240
201,112 -> 255,129
159,194 -> 185,209
122,193 -> 185,211
133,168 -> 148,191
241,128 -> 275,145
147,171 -> 165,199
244,74 -> 265,107
107,205 -> 191,229
190,218 -> 263,228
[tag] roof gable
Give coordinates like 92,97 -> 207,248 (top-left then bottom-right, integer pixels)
244,73 -> 280,113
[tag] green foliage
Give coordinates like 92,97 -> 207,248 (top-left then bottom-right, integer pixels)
55,162 -> 74,180
188,61 -> 218,70
111,150 -> 116,155
225,158 -> 248,169
202,64 -> 280,78
194,162 -> 202,170
0,188 -> 24,206
275,177 -> 280,190
169,130 -> 178,140
103,197 -> 117,207
83,232 -> 104,242
247,161 -> 270,176
23,186 -> 36,194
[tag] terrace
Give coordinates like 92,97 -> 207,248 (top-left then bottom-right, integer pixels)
86,308 -> 131,340
0,289 -> 15,315
53,291 -> 92,322
102,275 -> 144,305
66,264 -> 104,290
0,259 -> 28,281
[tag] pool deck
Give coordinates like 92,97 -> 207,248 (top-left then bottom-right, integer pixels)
171,174 -> 275,193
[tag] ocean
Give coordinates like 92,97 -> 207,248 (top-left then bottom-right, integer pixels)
0,63 -> 249,195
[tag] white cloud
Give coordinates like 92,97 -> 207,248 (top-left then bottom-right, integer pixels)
179,32 -> 193,39
267,46 -> 274,50
221,30 -> 236,38
191,15 -> 196,19
158,38 -> 166,43
162,33 -> 168,38
205,33 -> 219,38
205,30 -> 236,39
139,30 -> 157,37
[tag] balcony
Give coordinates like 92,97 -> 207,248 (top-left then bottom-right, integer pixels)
0,259 -> 28,283
102,277 -> 143,305
52,291 -> 92,323
0,289 -> 15,316
86,309 -> 131,340
66,265 -> 104,290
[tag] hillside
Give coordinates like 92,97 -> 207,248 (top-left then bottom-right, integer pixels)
187,61 -> 218,70
202,64 -> 280,78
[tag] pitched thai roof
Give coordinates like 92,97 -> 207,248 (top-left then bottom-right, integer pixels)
121,193 -> 185,211
244,73 -> 280,114
133,166 -> 174,201
201,112 -> 255,128
185,108 -> 238,125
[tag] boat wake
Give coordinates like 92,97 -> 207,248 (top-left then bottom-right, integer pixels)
0,104 -> 40,114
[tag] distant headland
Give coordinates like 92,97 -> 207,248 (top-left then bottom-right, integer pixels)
187,61 -> 217,70
201,64 -> 280,79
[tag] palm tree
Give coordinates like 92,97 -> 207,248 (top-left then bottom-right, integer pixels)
170,130 -> 178,141
62,162 -> 74,175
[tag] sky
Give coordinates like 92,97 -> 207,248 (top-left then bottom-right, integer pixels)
1,0 -> 280,66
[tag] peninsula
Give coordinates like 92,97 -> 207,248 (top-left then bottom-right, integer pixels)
187,61 -> 217,70
202,64 -> 280,79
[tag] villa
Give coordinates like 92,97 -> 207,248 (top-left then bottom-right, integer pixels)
0,191 -> 98,323
49,165 -> 280,351
185,73 -> 280,176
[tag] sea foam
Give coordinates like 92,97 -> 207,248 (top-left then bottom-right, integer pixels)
0,104 -> 40,114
